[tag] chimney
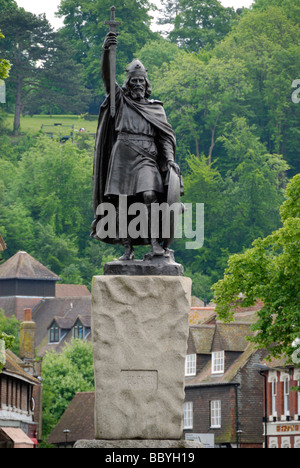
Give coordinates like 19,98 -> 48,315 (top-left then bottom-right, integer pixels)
19,308 -> 36,362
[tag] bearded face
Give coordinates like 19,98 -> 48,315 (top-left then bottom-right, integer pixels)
129,75 -> 146,100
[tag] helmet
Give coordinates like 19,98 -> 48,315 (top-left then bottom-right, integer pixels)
125,59 -> 148,78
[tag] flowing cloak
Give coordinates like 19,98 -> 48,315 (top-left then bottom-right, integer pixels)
91,86 -> 183,246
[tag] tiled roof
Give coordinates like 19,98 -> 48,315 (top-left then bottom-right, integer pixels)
186,320 -> 257,387
47,392 -> 95,444
190,325 -> 215,354
0,251 -> 60,281
214,322 -> 252,352
55,284 -> 91,297
32,296 -> 91,356
2,349 -> 39,385
0,296 -> 43,320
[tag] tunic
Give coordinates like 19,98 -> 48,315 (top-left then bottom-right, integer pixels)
104,85 -> 174,197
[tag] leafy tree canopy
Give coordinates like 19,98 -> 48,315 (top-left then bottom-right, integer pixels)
41,339 -> 94,438
213,174 -> 300,360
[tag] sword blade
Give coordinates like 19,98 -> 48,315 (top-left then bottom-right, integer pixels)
109,44 -> 116,118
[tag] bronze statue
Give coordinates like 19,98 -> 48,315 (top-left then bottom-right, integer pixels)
91,7 -> 183,261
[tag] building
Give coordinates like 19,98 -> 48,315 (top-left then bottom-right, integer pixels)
47,392 -> 95,447
0,310 -> 42,449
0,251 -> 91,356
0,251 -> 61,322
256,357 -> 300,448
183,315 -> 267,448
32,296 -> 91,356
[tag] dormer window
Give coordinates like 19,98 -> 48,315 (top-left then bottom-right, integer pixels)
49,321 -> 60,343
73,319 -> 84,339
212,351 -> 225,374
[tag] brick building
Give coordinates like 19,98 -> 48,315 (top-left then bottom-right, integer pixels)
255,358 -> 300,448
0,251 -> 91,357
183,316 -> 267,448
0,348 -> 41,447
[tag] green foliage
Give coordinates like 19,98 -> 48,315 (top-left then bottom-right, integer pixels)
41,339 -> 94,438
173,117 -> 287,299
213,174 -> 300,359
0,309 -> 20,355
0,4 -> 90,132
0,29 -> 10,80
57,0 -> 157,105
165,0 -> 238,51
213,4 -> 300,174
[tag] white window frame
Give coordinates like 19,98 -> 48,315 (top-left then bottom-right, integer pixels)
185,354 -> 196,376
271,378 -> 277,417
49,321 -> 60,343
210,400 -> 221,428
211,351 -> 224,374
283,376 -> 290,416
183,402 -> 193,429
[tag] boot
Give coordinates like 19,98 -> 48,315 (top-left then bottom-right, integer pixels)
119,239 -> 134,261
151,238 -> 165,256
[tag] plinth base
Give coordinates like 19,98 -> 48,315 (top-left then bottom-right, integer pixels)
74,439 -> 203,449
103,249 -> 184,276
92,275 -> 191,440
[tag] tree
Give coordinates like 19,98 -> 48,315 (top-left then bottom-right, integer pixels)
0,309 -> 20,356
41,339 -> 94,438
213,174 -> 300,360
25,36 -> 91,116
0,3 -> 90,132
0,29 -> 10,80
57,0 -> 158,107
150,50 -> 250,167
0,4 -> 55,133
213,4 -> 300,175
160,0 -> 238,51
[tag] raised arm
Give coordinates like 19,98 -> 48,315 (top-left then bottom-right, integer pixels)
101,32 -> 118,94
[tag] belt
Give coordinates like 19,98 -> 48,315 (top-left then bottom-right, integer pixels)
117,132 -> 155,142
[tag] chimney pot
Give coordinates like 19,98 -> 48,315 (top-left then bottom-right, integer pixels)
24,308 -> 32,321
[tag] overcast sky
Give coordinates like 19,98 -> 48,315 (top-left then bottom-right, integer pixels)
16,0 -> 254,30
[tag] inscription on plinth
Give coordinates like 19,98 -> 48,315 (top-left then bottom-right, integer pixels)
121,370 -> 158,391
92,275 -> 191,440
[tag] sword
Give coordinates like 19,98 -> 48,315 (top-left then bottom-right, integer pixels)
105,6 -> 121,118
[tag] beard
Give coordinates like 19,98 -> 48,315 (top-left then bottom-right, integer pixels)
129,86 -> 145,100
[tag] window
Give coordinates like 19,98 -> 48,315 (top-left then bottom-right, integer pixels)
73,320 -> 84,339
212,351 -> 224,374
271,378 -> 277,416
297,379 -> 300,415
210,400 -> 221,428
283,376 -> 289,416
185,354 -> 196,376
183,402 -> 193,429
49,321 -> 60,343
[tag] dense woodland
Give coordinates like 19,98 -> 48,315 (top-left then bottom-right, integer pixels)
0,0 -> 299,303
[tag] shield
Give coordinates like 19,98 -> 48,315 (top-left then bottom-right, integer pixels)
162,166 -> 184,248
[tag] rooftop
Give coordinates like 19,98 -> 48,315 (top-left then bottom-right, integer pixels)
0,251 -> 61,281
47,392 -> 95,445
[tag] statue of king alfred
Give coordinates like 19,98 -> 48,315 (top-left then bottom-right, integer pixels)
91,12 -> 183,262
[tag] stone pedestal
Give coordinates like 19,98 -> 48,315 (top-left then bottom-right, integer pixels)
74,439 -> 203,448
92,275 -> 191,441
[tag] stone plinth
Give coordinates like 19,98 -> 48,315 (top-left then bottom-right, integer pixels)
92,275 -> 191,440
74,439 -> 203,448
